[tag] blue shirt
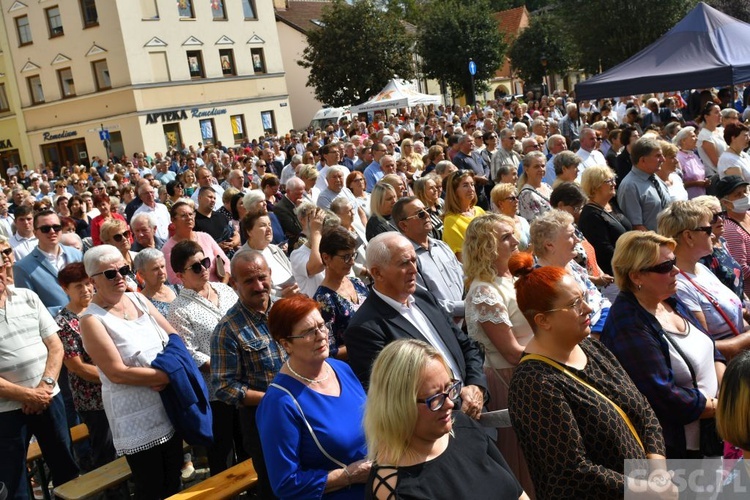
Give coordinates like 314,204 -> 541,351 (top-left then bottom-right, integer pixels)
364,161 -> 383,193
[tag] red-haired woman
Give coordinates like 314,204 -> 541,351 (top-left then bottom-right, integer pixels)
90,192 -> 127,247
256,295 -> 371,499
507,252 -> 674,499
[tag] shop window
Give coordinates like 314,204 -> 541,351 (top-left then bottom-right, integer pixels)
251,48 -> 266,74
242,0 -> 257,20
186,51 -> 204,79
16,16 -> 32,46
27,76 -> 45,105
177,0 -> 195,19
58,68 -> 76,98
211,0 -> 227,20
80,0 -> 98,28
163,123 -> 182,150
231,115 -> 246,143
200,119 -> 216,146
261,111 -> 276,134
92,60 -> 111,91
140,0 -> 159,20
219,49 -> 236,76
46,6 -> 64,38
0,85 -> 9,112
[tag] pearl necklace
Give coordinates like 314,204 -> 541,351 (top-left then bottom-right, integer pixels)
286,359 -> 330,385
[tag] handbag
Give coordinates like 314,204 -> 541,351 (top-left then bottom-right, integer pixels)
678,270 -> 741,337
661,333 -> 724,457
520,353 -> 645,452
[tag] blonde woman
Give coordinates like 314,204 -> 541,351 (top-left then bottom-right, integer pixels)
365,340 -> 528,500
463,214 -> 535,496
100,218 -> 138,290
298,164 -> 321,205
657,142 -> 687,202
442,170 -> 485,261
366,182 -> 398,241
491,183 -> 530,251
517,151 -> 552,223
413,174 -> 444,240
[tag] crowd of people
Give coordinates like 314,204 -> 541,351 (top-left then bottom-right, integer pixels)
6,87 -> 750,499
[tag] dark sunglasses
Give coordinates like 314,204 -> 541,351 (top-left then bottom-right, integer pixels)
504,195 -> 518,202
712,212 -> 726,224
111,230 -> 132,243
404,209 -> 429,221
1,248 -> 12,256
92,265 -> 131,280
641,258 -> 677,274
689,226 -> 713,236
37,224 -> 62,234
185,257 -> 211,274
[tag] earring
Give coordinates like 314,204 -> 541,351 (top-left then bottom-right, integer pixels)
637,284 -> 642,291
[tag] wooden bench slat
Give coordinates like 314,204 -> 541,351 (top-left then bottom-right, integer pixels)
167,459 -> 257,500
53,456 -> 131,500
27,423 -> 89,463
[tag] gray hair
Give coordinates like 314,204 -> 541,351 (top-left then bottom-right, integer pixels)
434,160 -> 456,176
546,134 -> 565,150
553,151 -> 581,175
60,233 -> 83,251
242,189 -> 265,211
133,247 -> 164,273
366,232 -> 408,270
631,136 -> 662,165
530,209 -> 575,258
290,154 -> 303,166
513,122 -> 528,134
673,126 -> 696,148
522,150 -> 546,169
285,176 -> 305,191
130,212 -> 156,228
326,165 -> 349,179
294,201 -> 318,221
330,196 -> 353,215
83,244 -> 122,276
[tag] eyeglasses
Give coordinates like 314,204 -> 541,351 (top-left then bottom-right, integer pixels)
689,226 -> 713,236
1,248 -> 12,256
111,230 -> 131,243
334,253 -> 355,263
504,195 -> 518,202
91,265 -> 131,280
417,380 -> 462,411
37,224 -> 62,234
595,136 -> 603,142
641,258 -> 677,274
544,295 -> 587,314
603,178 -> 616,185
404,208 -> 429,221
711,212 -> 726,224
287,322 -> 328,341
184,257 -> 210,274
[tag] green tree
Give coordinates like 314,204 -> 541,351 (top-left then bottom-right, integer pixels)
707,0 -> 750,23
508,13 -> 575,87
417,0 -> 507,103
299,0 -> 415,107
557,0 -> 697,74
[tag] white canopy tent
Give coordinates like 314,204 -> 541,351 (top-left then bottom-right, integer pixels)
350,79 -> 441,113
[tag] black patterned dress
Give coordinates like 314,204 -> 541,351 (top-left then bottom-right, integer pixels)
508,338 -> 665,499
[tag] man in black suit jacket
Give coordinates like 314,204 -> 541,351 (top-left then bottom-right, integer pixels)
273,176 -> 305,249
346,232 -> 487,419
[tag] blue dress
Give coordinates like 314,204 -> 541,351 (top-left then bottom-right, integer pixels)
257,359 -> 367,500
314,278 -> 369,357
145,283 -> 181,317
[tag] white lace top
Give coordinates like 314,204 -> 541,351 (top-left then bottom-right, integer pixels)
465,277 -> 534,370
82,292 -> 174,455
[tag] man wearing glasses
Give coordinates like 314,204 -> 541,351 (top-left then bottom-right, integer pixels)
14,210 -> 83,316
392,197 -> 465,322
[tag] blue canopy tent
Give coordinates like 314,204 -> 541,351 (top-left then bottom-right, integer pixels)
575,2 -> 750,100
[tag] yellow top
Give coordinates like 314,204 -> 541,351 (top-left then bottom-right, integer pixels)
442,206 -> 486,254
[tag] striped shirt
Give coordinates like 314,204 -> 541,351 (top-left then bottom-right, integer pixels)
723,217 -> 750,297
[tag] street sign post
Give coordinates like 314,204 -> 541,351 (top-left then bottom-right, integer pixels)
468,59 -> 477,106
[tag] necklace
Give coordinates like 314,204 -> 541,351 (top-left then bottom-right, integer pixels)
286,359 -> 330,385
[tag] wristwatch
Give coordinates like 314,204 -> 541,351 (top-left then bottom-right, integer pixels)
41,377 -> 56,387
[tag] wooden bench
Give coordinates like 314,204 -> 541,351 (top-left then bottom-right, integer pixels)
54,441 -> 192,500
27,423 -> 90,500
167,459 -> 257,500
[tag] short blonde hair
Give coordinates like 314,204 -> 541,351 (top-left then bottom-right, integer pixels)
490,183 -> 517,210
580,165 -> 616,198
717,351 -> 750,450
463,213 -> 516,284
365,339 -> 452,465
370,182 -> 397,219
692,194 -> 722,213
660,141 -> 678,158
380,174 -> 403,195
656,200 -> 712,239
100,218 -> 128,243
611,231 -> 676,292
530,209 -> 574,259
298,164 -> 319,181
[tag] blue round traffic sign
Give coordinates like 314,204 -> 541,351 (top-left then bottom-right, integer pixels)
468,61 -> 477,76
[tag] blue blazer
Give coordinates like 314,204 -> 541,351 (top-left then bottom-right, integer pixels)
14,244 -> 83,316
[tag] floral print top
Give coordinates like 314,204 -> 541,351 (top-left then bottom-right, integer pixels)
700,239 -> 745,300
518,183 -> 552,223
55,307 -> 104,412
314,278 -> 369,357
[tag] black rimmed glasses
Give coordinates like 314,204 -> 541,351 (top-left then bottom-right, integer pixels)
544,295 -> 586,314
37,224 -> 62,234
504,195 -> 518,202
689,226 -> 712,236
184,257 -> 210,274
334,253 -> 356,263
111,230 -> 131,243
404,208 -> 429,221
711,212 -> 726,224
641,258 -> 677,274
91,265 -> 131,280
417,380 -> 462,411
287,322 -> 328,341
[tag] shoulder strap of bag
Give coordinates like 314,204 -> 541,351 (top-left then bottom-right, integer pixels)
678,270 -> 741,337
661,331 -> 698,390
520,353 -> 644,452
520,186 -> 549,203
269,382 -> 347,469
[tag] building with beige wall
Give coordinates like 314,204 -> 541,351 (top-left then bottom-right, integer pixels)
0,0 -> 292,171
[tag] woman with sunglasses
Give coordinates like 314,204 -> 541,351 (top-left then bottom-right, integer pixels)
0,235 -> 15,284
90,193 -> 127,247
100,219 -> 138,291
313,227 -> 369,361
508,252 -> 671,499
80,245 -> 182,499
657,200 -> 750,359
257,295 -> 370,499
602,231 -> 724,460
165,180 -> 184,212
366,339 -> 528,500
165,240 -> 241,475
